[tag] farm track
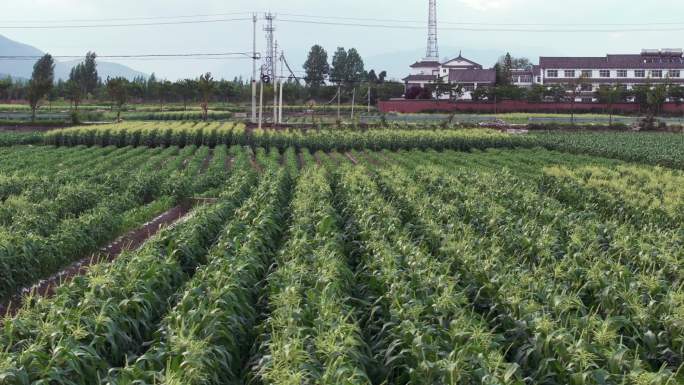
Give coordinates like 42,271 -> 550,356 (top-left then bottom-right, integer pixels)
0,203 -> 195,317
345,152 -> 359,165
199,150 -> 214,174
250,154 -> 264,173
225,157 -> 234,170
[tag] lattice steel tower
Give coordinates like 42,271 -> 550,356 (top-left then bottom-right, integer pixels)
425,0 -> 439,60
263,12 -> 276,79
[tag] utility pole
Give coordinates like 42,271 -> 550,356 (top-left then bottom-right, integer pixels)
259,66 -> 264,129
273,41 -> 278,126
368,84 -> 371,113
351,87 -> 356,120
337,86 -> 341,122
251,13 -> 257,124
264,12 -> 276,126
278,51 -> 284,124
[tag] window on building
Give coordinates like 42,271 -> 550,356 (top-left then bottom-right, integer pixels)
547,70 -> 558,78
599,70 -> 610,78
651,70 -> 663,78
581,70 -> 593,78
581,98 -> 593,103
463,84 -> 475,92
580,83 -> 593,92
519,75 -> 532,82
669,70 -> 681,78
617,70 -> 628,78
564,70 -> 575,78
536,76 -> 541,83
635,70 -> 646,78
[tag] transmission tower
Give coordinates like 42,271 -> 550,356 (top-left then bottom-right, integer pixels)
425,0 -> 439,60
263,12 -> 276,80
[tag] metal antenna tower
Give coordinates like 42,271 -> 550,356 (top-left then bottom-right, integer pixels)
425,0 -> 439,60
263,12 -> 276,80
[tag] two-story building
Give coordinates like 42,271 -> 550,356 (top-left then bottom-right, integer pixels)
538,49 -> 684,101
403,54 -> 496,100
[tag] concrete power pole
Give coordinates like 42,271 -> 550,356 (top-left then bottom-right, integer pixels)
426,0 -> 439,60
251,13 -> 257,124
278,51 -> 284,124
273,41 -> 278,125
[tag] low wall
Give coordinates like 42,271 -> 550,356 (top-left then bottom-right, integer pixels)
378,100 -> 684,115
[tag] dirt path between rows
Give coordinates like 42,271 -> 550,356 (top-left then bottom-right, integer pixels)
250,154 -> 264,173
199,150 -> 214,174
0,204 -> 193,317
345,152 -> 359,165
297,152 -> 305,169
312,153 -> 322,166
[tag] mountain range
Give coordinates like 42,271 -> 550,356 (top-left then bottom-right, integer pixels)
0,34 -> 147,81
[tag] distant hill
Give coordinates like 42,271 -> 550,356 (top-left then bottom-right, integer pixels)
0,34 -> 147,81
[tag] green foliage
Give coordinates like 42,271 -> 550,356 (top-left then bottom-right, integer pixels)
27,54 -> 55,120
303,45 -> 330,87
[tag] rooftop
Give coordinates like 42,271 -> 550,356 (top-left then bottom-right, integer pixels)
540,52 -> 684,69
448,69 -> 496,84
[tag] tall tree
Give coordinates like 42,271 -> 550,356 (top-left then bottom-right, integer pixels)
198,72 -> 215,121
330,47 -> 348,85
596,84 -> 625,126
106,77 -> 129,122
216,80 -> 237,104
27,54 -> 55,121
67,64 -> 85,110
82,52 -> 99,96
378,70 -> 387,84
565,73 -> 590,125
158,80 -> 173,111
498,54 -> 533,71
175,79 -> 197,110
498,53 -> 513,86
367,69 -> 378,83
303,45 -> 330,87
0,77 -> 12,102
345,48 -> 365,86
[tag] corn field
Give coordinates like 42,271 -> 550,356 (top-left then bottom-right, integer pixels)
0,134 -> 682,384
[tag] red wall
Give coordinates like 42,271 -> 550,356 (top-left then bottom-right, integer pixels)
378,100 -> 684,115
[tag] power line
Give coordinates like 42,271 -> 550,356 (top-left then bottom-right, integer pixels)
278,12 -> 684,27
3,9 -> 684,29
278,18 -> 684,33
0,53 -> 256,62
0,17 -> 252,29
0,11 -> 252,23
0,52 -> 253,58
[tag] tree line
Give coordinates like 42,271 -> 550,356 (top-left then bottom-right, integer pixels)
0,46 -> 405,121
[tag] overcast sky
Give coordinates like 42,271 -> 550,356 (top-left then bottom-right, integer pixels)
4,0 -> 684,80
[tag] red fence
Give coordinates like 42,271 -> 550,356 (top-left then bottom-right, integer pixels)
378,100 -> 684,115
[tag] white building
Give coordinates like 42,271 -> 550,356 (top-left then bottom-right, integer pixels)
538,49 -> 684,101
403,49 -> 684,101
403,54 -> 496,100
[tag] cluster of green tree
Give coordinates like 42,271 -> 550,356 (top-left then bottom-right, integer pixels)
1,45 -> 405,121
302,45 -> 403,103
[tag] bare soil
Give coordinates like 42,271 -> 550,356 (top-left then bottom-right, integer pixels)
296,152 -> 305,169
200,151 -> 214,174
312,153 -> 322,166
250,154 -> 263,173
225,156 -> 234,171
0,204 -> 192,317
345,152 -> 359,165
